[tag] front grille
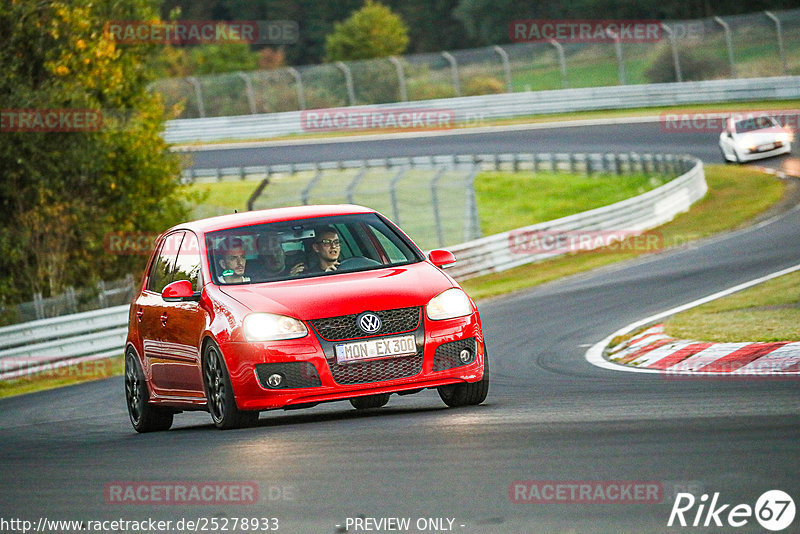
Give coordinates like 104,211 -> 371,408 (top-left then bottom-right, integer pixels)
310,307 -> 421,341
432,338 -> 476,372
328,350 -> 423,385
255,361 -> 321,389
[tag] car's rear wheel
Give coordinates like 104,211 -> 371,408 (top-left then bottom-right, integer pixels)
203,342 -> 259,430
350,393 -> 390,410
437,350 -> 489,407
125,350 -> 174,433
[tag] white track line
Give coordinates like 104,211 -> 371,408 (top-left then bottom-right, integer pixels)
585,262 -> 800,375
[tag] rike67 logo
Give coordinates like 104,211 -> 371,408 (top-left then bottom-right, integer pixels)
668,490 -> 795,531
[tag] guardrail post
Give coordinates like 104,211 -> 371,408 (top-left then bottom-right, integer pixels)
713,16 -> 736,78
388,56 -> 408,101
493,45 -> 513,92
441,52 -> 461,97
548,40 -> 568,88
186,77 -> 206,118
287,67 -> 306,110
239,167 -> 246,181
570,153 -> 578,174
662,25 -> 683,82
765,11 -> 788,76
236,71 -> 257,114
33,292 -> 44,320
335,62 -> 356,106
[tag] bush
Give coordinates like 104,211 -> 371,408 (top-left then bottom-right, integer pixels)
464,76 -> 506,96
645,45 -> 727,83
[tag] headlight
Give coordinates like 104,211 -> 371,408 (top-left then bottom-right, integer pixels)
242,313 -> 307,342
738,134 -> 755,150
426,288 -> 473,321
777,132 -> 792,144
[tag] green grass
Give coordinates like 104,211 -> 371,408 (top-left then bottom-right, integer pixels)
663,271 -> 800,343
461,165 -> 786,300
476,171 -> 665,235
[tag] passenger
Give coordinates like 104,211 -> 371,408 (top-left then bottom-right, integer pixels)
249,232 -> 303,279
216,240 -> 250,284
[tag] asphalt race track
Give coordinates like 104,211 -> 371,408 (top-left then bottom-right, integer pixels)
1,121 -> 799,533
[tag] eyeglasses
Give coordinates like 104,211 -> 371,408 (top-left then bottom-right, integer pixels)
316,239 -> 340,248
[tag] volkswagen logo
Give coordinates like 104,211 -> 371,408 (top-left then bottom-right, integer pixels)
357,312 -> 382,334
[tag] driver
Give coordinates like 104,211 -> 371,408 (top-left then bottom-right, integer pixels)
294,226 -> 341,274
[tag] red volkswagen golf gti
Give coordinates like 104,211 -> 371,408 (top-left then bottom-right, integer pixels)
125,205 -> 488,431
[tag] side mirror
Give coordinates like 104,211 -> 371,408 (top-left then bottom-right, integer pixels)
162,280 -> 200,302
428,249 -> 456,268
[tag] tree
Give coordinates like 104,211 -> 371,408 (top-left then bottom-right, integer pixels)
0,0 -> 193,307
324,0 -> 409,62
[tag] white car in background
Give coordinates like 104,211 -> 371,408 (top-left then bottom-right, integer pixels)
719,114 -> 792,163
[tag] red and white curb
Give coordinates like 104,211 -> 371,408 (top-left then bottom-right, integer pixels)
586,262 -> 800,376
607,324 -> 800,375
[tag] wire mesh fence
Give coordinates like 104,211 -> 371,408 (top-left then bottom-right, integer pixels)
152,9 -> 800,119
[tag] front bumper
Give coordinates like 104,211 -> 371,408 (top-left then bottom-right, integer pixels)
220,313 -> 485,411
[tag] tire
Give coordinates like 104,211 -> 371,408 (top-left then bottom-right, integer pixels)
125,351 -> 174,433
719,146 -> 733,164
203,341 -> 259,430
437,349 -> 489,408
350,393 -> 390,410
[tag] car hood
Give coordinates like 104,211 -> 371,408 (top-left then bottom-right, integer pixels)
218,261 -> 454,320
735,128 -> 786,142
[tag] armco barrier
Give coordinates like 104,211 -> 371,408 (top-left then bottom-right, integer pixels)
164,76 -> 800,143
0,153 -> 704,378
446,155 -> 705,279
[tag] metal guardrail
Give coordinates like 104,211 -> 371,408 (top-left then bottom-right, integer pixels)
447,155 -> 705,279
0,305 -> 129,380
0,152 -> 702,379
164,76 -> 800,143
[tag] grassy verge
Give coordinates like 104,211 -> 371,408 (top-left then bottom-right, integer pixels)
0,355 -> 123,399
461,164 -> 786,300
663,271 -> 800,343
173,99 -> 800,147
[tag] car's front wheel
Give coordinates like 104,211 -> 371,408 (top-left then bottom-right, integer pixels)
350,393 -> 390,410
125,350 -> 174,433
203,341 -> 259,430
437,350 -> 489,407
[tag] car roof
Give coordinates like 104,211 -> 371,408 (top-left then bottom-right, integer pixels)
167,204 -> 377,235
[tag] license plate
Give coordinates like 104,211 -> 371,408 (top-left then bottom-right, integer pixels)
335,335 -> 416,364
759,143 -> 776,151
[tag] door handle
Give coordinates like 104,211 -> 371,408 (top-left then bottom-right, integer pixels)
160,313 -> 168,326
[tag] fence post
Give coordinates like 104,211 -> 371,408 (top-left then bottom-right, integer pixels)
287,67 -> 306,110
662,25 -> 683,82
441,52 -> 461,97
765,11 -> 788,76
548,39 -> 569,88
186,76 -> 206,118
235,71 -> 257,114
713,16 -> 736,78
247,171 -> 271,211
346,164 -> 369,204
606,29 -> 627,85
430,167 -> 448,247
464,166 -> 481,241
97,280 -> 106,309
335,62 -> 356,106
301,164 -> 322,205
388,56 -> 408,101
493,45 -> 513,92
389,166 -> 408,224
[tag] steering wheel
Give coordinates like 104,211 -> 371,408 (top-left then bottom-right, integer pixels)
337,256 -> 381,271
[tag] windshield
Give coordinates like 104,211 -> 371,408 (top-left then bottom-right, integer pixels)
734,115 -> 777,133
206,213 -> 423,285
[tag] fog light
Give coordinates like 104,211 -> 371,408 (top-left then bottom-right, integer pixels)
459,349 -> 472,363
267,373 -> 283,388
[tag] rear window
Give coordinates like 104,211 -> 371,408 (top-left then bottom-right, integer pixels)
205,213 -> 423,285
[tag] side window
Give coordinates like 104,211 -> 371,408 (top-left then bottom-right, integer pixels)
147,232 -> 184,293
372,229 -> 407,263
173,232 -> 202,291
